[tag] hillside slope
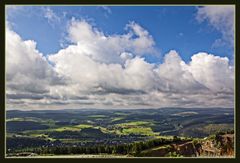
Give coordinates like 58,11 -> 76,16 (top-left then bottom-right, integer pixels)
139,132 -> 234,157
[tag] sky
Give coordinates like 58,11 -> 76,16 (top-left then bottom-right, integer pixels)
5,5 -> 235,110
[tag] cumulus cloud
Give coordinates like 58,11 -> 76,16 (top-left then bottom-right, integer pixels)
6,19 -> 234,109
155,50 -> 208,93
6,25 -> 65,105
196,5 -> 235,47
66,19 -> 155,64
189,52 -> 234,93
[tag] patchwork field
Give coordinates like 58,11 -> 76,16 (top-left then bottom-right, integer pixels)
6,108 -> 234,157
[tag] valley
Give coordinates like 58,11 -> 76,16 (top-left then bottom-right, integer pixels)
6,107 -> 234,157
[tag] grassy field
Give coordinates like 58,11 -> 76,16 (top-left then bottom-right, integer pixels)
54,124 -> 93,131
122,127 -> 155,136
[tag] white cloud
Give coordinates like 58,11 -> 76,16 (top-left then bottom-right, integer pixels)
189,52 -> 234,93
155,50 -> 207,93
48,51 -> 155,95
196,5 -> 235,47
47,44 -> 234,109
100,6 -> 112,14
6,25 -> 65,106
98,6 -> 112,18
6,5 -> 25,17
66,19 -> 155,64
6,19 -> 234,109
42,7 -> 61,27
7,6 -> 62,28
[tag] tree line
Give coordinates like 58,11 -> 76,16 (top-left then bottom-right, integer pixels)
30,136 -> 182,156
